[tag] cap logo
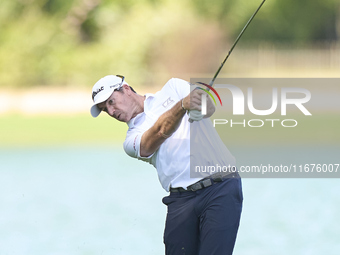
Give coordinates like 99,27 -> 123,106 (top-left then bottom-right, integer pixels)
92,86 -> 104,100
110,83 -> 121,89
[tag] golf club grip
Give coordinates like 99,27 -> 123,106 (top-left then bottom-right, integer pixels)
188,80 -> 213,122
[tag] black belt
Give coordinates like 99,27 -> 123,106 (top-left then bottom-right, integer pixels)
170,171 -> 239,193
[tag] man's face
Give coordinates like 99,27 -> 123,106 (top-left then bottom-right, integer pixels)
97,87 -> 132,122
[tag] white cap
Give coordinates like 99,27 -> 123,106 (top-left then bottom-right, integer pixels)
90,75 -> 128,118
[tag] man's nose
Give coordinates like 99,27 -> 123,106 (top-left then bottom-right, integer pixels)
107,105 -> 115,116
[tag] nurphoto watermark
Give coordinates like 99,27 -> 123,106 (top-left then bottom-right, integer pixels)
190,78 -> 340,178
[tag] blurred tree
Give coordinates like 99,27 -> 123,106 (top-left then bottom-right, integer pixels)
62,0 -> 101,42
190,0 -> 339,43
337,5 -> 340,39
41,0 -> 74,15
190,0 -> 236,24
0,0 -> 339,88
242,0 -> 338,43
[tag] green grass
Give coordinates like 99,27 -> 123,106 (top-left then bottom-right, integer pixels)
0,114 -> 128,147
0,113 -> 339,148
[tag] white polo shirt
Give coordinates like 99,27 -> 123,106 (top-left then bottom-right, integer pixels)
124,78 -> 236,192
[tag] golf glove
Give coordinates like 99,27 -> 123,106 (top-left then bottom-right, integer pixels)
188,109 -> 204,122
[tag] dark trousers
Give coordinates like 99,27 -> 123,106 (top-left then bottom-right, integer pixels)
162,175 -> 243,255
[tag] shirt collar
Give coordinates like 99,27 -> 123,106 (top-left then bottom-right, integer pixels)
127,93 -> 154,128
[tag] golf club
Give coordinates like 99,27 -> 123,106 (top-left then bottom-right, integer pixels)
189,0 -> 266,122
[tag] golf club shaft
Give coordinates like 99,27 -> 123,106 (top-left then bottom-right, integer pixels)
208,0 -> 266,87
188,0 -> 266,123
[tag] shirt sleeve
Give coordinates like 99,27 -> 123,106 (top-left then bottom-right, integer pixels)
168,78 -> 191,100
123,128 -> 154,163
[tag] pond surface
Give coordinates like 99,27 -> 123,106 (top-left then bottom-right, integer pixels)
0,146 -> 339,255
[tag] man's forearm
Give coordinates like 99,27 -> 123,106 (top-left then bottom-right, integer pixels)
140,100 -> 186,157
157,100 -> 186,137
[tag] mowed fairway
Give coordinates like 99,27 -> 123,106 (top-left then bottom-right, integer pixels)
0,113 -> 339,147
0,114 -> 127,147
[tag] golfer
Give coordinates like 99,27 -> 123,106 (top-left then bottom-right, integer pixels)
90,75 -> 243,255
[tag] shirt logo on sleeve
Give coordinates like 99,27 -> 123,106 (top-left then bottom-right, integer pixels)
162,97 -> 174,108
133,135 -> 138,151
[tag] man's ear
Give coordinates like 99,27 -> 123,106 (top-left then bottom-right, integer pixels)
122,84 -> 131,95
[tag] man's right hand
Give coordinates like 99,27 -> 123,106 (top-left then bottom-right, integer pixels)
182,88 -> 215,121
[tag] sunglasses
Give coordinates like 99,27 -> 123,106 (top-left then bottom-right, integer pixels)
116,75 -> 125,90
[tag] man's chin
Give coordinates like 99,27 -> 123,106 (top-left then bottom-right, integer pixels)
116,115 -> 129,123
